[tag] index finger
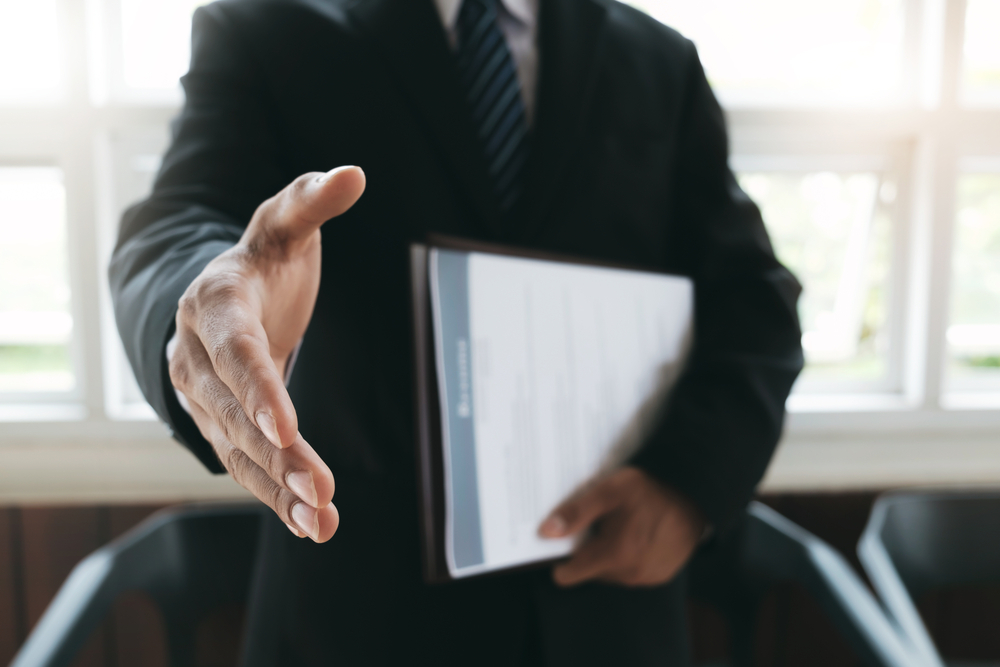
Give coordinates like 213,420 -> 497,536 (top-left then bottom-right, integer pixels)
552,532 -> 620,587
539,473 -> 623,539
189,399 -> 339,542
189,296 -> 297,448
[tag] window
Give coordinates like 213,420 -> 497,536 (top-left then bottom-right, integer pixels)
0,0 -> 195,424
0,0 -> 62,104
2,0 -> 1000,447
961,0 -> 1000,105
628,0 -> 908,107
119,0 -> 206,91
0,168 -> 73,395
737,167 -> 895,392
947,169 -> 1000,393
626,1 -> 925,397
621,0 -> 1000,425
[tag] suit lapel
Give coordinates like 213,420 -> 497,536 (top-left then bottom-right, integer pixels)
345,0 -> 503,236
345,0 -> 609,241
514,0 -> 609,241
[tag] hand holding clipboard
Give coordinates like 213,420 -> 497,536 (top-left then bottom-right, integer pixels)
412,237 -> 699,583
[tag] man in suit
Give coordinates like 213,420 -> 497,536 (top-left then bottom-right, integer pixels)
110,0 -> 803,664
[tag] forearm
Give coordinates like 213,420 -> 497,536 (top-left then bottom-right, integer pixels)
109,2 -> 293,469
630,333 -> 802,530
630,41 -> 804,530
632,224 -> 803,526
110,202 -> 243,470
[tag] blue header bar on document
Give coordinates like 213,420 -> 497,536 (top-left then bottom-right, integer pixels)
429,249 -> 485,573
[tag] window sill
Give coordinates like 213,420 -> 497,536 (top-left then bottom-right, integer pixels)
764,430 -> 1000,493
0,406 -> 164,441
787,392 -> 915,414
0,403 -> 88,423
0,427 -> 996,504
941,392 -> 1000,410
1,395 -> 999,503
0,438 -> 249,505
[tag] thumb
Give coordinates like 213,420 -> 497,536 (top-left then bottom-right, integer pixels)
539,476 -> 621,539
298,165 -> 367,224
246,165 -> 366,251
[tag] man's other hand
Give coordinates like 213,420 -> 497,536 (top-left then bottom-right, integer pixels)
168,166 -> 366,542
538,466 -> 706,587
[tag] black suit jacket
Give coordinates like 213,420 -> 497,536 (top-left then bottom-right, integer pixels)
110,0 -> 802,663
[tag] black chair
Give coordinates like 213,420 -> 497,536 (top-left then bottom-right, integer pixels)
10,502 -> 264,667
12,500 -> 913,667
689,501 -> 918,667
859,490 -> 1000,667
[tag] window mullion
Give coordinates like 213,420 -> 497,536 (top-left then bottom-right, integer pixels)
902,0 -> 924,106
64,126 -> 106,418
940,0 -> 967,109
59,0 -> 106,418
917,0 -> 967,408
882,138 -> 916,397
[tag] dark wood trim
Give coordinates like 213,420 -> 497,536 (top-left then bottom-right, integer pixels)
19,507 -> 108,667
0,508 -> 20,665
109,506 -> 170,667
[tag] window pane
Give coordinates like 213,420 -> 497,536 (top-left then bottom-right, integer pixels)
120,0 -> 207,90
947,173 -> 1000,390
101,128 -> 169,417
0,0 -> 60,102
0,168 -> 73,393
625,0 -> 906,107
739,171 -> 893,389
962,0 -> 1000,106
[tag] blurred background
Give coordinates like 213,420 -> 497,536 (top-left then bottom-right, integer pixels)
1,0 -> 1000,665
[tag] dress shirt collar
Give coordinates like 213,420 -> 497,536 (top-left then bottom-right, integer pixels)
433,0 -> 535,31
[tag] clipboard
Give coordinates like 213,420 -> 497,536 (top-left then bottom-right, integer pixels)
410,235 -> 693,584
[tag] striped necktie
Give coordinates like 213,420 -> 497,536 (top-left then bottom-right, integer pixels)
455,0 -> 530,212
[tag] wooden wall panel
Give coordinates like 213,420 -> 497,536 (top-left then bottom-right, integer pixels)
112,591 -> 168,667
919,587 -> 1000,663
18,507 -> 110,667
771,586 -> 860,667
109,505 -> 169,667
0,508 -> 23,665
195,603 -> 245,667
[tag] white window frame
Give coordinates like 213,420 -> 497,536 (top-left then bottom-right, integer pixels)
1,0 -> 1000,503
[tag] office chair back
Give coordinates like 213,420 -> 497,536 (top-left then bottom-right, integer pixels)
10,503 -> 263,667
689,501 -> 917,667
14,499 -> 914,667
859,490 -> 1000,667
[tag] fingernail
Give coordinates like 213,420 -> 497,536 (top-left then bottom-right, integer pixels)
286,470 -> 318,507
540,515 -> 567,538
285,523 -> 305,538
315,165 -> 358,184
256,412 -> 281,448
291,502 -> 318,541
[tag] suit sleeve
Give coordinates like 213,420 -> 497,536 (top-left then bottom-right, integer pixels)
629,43 -> 804,531
109,5 -> 289,473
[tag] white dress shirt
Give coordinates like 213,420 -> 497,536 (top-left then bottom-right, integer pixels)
433,0 -> 540,123
169,0 -> 541,410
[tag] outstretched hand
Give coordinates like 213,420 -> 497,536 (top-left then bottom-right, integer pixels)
539,466 -> 706,587
168,166 -> 366,542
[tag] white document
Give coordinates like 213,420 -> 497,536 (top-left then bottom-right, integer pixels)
429,249 -> 693,579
